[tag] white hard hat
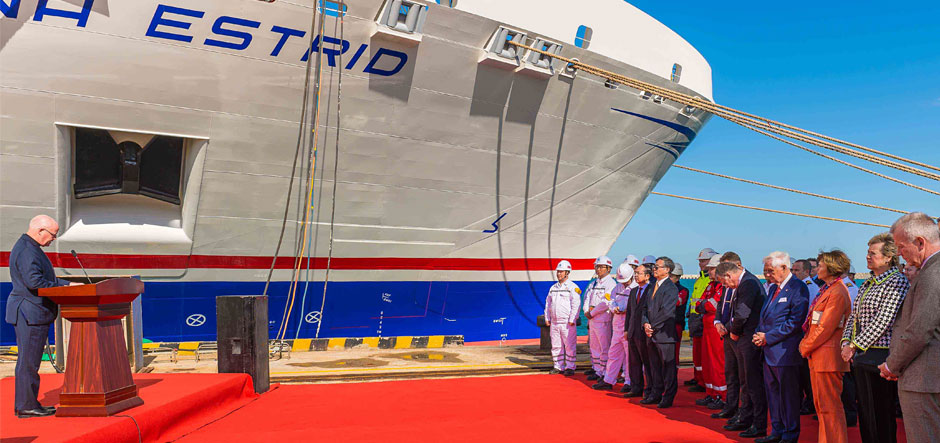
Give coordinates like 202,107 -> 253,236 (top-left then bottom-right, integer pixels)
555,260 -> 572,272
624,254 -> 640,267
616,263 -> 635,283
697,248 -> 718,260
642,255 -> 656,265
706,255 -> 721,268
849,264 -> 856,274
672,263 -> 684,276
595,256 -> 613,267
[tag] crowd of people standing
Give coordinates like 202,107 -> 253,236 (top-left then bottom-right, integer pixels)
544,211 -> 940,443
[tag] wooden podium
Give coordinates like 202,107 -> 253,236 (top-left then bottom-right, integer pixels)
40,277 -> 145,417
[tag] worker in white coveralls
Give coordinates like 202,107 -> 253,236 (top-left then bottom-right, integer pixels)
544,260 -> 582,376
584,256 -> 617,381
594,262 -> 636,390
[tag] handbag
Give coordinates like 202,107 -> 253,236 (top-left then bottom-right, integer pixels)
853,347 -> 889,370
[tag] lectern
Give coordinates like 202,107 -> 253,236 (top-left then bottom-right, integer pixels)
39,277 -> 145,417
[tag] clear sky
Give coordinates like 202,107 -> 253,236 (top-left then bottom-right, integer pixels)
607,2 -> 940,274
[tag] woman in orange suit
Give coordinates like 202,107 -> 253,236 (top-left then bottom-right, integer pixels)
799,250 -> 853,443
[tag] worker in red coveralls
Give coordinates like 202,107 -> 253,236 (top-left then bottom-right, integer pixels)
695,254 -> 728,411
687,248 -> 718,391
669,263 -> 690,363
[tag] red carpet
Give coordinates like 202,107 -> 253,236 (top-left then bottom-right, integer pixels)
1,373 -> 258,442
177,368 -> 904,443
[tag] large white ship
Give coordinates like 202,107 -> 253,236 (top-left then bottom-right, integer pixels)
0,0 -> 712,344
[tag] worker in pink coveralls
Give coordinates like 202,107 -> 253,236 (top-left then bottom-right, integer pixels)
594,262 -> 635,390
544,260 -> 582,375
584,256 -> 617,381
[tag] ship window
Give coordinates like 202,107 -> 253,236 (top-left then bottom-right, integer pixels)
671,63 -> 682,83
73,128 -> 183,205
381,0 -> 428,34
317,0 -> 347,17
575,25 -> 592,49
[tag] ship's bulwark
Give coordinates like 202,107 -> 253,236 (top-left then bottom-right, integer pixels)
0,0 -> 710,344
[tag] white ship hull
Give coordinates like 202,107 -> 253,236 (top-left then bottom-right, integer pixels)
0,0 -> 712,343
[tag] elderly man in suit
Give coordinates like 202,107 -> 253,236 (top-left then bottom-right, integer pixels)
754,252 -> 810,443
6,215 -> 82,418
717,259 -> 768,438
641,257 -> 681,408
712,252 -> 743,421
624,263 -> 654,400
880,212 -> 940,443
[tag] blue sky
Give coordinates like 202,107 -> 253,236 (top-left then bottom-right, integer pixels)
607,1 -> 940,274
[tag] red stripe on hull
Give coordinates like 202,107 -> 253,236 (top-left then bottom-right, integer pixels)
0,252 -> 597,271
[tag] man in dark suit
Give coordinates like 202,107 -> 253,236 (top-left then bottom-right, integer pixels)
624,264 -> 654,400
880,212 -> 940,443
5,215 -> 78,418
717,259 -> 768,438
641,257 -> 681,408
754,252 -> 810,443
712,252 -> 744,421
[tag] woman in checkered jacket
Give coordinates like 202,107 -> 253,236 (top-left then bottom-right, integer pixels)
840,233 -> 910,443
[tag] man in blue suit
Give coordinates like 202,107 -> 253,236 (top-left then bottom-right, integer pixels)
5,215 -> 79,418
753,251 -> 810,443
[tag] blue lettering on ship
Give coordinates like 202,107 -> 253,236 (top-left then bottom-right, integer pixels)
1,2 -> 408,77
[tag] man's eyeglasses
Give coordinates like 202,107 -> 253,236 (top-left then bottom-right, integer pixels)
41,228 -> 57,239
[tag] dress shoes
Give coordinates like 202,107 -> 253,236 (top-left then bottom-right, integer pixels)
584,368 -> 596,376
563,369 -> 575,376
586,374 -> 600,381
623,391 -> 643,398
739,427 -> 767,438
684,378 -> 699,386
688,384 -> 706,393
617,377 -> 625,384
15,408 -> 55,418
620,384 -> 632,393
549,368 -> 561,375
723,421 -> 750,431
42,406 -> 56,414
754,435 -> 782,443
639,396 -> 661,405
695,396 -> 713,406
657,399 -> 673,409
707,399 -> 725,410
711,408 -> 736,419
592,381 -> 613,390
846,414 -> 858,427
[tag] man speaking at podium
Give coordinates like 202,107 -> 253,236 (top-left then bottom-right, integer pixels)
5,215 -> 81,418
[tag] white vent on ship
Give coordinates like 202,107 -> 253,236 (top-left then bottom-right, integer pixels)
374,0 -> 428,45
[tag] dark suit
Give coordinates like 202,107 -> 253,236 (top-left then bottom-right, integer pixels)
5,234 -> 69,411
730,270 -> 767,429
625,282 -> 653,397
717,284 -> 744,414
758,277 -> 809,441
642,279 -> 680,402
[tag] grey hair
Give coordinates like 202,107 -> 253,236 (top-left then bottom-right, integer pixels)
657,256 -> 675,273
762,251 -> 791,269
715,261 -> 740,277
891,212 -> 940,244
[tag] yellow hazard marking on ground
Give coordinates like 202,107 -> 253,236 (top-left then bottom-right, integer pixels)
271,360 -> 593,375
327,338 -> 346,349
429,354 -> 443,360
362,337 -> 380,348
427,336 -> 445,348
395,336 -> 413,349
292,338 -> 313,352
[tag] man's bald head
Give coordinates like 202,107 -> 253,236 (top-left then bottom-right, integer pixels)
27,214 -> 60,247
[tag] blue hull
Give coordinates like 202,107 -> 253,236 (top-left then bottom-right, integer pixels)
1,280 -> 590,345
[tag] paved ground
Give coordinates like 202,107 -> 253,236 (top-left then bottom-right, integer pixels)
0,340 -> 693,383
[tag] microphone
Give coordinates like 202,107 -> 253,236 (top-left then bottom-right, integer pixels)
71,249 -> 94,284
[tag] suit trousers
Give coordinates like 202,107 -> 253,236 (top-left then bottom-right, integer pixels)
736,338 -> 767,429
628,336 -> 652,397
799,357 -> 814,410
724,336 -> 747,413
13,310 -> 51,411
853,362 -> 898,443
646,339 -> 678,401
898,389 -> 940,443
764,364 -> 801,440
811,370 -> 848,443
